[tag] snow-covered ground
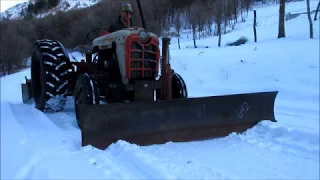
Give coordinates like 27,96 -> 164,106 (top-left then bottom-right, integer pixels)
1,1 -> 319,179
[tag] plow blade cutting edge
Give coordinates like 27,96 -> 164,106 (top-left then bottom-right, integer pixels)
78,91 -> 278,149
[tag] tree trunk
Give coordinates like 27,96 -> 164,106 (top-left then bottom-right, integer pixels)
254,10 -> 257,42
192,24 -> 197,48
223,0 -> 227,34
234,4 -> 238,23
306,0 -> 313,38
177,31 -> 181,49
217,20 -> 222,47
278,0 -> 285,38
314,1 -> 320,21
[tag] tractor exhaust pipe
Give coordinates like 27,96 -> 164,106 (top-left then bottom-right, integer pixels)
160,37 -> 172,100
136,0 -> 147,30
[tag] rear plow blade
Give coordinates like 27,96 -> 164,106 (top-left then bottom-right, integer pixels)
78,91 -> 278,149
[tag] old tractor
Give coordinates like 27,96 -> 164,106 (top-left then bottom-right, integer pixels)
21,0 -> 278,149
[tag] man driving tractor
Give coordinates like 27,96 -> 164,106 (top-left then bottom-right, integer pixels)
99,3 -> 133,36
109,3 -> 134,33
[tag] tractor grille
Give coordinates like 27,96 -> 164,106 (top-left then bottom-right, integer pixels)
130,70 -> 156,79
128,42 -> 158,79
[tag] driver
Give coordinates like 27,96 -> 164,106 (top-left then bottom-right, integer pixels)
108,3 -> 134,33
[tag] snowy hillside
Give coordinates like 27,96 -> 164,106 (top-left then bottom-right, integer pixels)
0,0 -> 101,20
1,0 -> 319,179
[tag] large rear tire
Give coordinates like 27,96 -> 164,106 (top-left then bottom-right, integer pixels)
74,73 -> 100,129
31,39 -> 70,112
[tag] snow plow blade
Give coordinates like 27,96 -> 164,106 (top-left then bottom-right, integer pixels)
79,91 -> 278,149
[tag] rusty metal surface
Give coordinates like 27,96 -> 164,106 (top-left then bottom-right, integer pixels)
21,84 -> 31,103
134,80 -> 157,101
159,38 -> 172,100
79,91 -> 278,149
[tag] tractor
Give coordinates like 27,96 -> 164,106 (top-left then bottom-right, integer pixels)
21,0 -> 278,150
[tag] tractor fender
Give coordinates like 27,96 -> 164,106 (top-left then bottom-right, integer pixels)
55,40 -> 71,62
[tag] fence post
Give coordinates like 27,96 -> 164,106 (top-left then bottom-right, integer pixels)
253,10 -> 257,42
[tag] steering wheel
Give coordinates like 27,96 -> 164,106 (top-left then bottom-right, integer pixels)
86,27 -> 109,41
92,53 -> 99,64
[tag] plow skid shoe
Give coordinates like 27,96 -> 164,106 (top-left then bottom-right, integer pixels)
79,91 -> 278,149
21,76 -> 32,103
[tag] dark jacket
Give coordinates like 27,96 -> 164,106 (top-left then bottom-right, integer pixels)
108,16 -> 133,33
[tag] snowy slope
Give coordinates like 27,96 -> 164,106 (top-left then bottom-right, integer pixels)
0,0 -> 101,20
1,1 -> 319,179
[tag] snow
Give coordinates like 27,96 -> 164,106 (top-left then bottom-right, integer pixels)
36,0 -> 101,19
1,1 -> 319,179
0,0 -> 27,13
0,0 -> 101,20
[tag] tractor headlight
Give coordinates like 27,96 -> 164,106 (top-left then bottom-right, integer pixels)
138,30 -> 151,43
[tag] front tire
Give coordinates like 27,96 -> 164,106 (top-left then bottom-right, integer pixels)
74,73 -> 100,129
172,72 -> 188,99
156,71 -> 188,99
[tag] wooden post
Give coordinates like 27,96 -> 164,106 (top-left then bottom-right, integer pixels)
253,10 -> 257,42
278,0 -> 286,38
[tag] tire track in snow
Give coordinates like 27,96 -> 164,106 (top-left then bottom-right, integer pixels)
16,96 -> 83,149
83,141 -> 177,179
236,121 -> 319,161
15,153 -> 49,179
109,141 -> 177,179
8,103 -> 65,146
141,142 -> 233,179
37,97 -> 79,131
82,146 -> 135,179
5,102 -> 61,179
42,97 -> 83,148
275,102 -> 319,131
276,105 -> 319,122
141,134 -> 319,179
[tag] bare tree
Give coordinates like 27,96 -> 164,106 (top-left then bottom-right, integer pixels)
229,0 -> 238,29
172,9 -> 183,49
306,0 -> 313,38
214,1 -> 224,47
187,3 -> 201,48
223,0 -> 236,34
278,0 -> 285,38
0,20 -> 33,75
314,1 -> 320,21
253,10 -> 257,42
196,2 -> 207,39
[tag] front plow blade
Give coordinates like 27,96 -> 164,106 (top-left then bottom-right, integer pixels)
78,91 -> 278,149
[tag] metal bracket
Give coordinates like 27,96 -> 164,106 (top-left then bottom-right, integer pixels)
21,76 -> 32,103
